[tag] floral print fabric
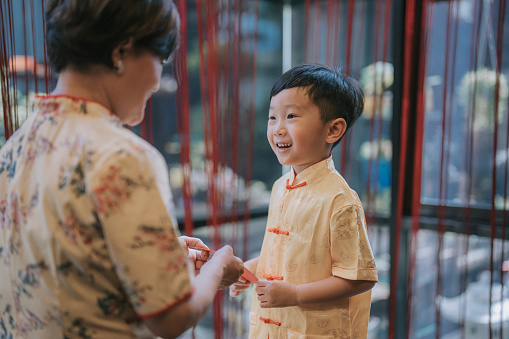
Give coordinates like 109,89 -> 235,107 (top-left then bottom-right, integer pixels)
0,96 -> 193,338
249,157 -> 378,339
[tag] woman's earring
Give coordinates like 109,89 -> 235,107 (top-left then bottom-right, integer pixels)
116,60 -> 125,74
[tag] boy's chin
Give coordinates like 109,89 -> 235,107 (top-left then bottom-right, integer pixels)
275,157 -> 290,167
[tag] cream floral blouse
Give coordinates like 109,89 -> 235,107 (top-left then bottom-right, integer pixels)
0,95 -> 193,338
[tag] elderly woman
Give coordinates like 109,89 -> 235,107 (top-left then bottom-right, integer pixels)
0,0 -> 244,338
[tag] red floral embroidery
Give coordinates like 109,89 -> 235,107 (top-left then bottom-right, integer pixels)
93,165 -> 130,215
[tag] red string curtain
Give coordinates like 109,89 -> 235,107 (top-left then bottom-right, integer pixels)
302,0 -> 394,225
175,0 -> 194,237
177,0 -> 259,337
399,0 -> 427,337
6,1 -> 508,339
1,0 -> 51,145
301,0 -> 509,338
406,0 -> 509,339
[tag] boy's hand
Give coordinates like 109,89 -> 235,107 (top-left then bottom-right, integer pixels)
229,277 -> 251,297
255,280 -> 298,308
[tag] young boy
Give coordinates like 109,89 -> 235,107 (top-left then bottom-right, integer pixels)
230,64 -> 378,338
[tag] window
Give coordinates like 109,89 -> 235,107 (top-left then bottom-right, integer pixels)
408,0 -> 509,338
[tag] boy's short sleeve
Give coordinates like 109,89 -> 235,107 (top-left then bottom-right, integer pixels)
329,205 -> 378,282
89,147 -> 194,318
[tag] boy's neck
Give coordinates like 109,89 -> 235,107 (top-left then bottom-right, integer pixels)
292,155 -> 331,176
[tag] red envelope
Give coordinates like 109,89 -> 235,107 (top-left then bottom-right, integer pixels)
239,266 -> 258,283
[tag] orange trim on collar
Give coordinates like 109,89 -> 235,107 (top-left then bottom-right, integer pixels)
285,179 -> 307,190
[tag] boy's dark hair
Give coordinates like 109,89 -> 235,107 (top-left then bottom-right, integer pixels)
270,64 -> 364,147
45,0 -> 180,73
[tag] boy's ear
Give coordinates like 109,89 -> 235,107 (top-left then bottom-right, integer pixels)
325,118 -> 347,144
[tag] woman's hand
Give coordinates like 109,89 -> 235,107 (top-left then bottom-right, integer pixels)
209,245 -> 244,289
178,236 -> 210,275
255,280 -> 298,308
229,256 -> 258,297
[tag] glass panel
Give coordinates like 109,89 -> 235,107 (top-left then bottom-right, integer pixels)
409,229 -> 509,339
421,0 -> 509,209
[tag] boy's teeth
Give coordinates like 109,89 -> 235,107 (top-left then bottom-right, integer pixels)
277,143 -> 291,148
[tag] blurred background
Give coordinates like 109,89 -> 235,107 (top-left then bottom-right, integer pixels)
1,0 -> 509,338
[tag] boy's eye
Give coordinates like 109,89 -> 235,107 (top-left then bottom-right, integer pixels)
268,115 -> 276,120
287,114 -> 296,119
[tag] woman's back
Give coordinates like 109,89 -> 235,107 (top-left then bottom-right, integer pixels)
0,95 -> 181,338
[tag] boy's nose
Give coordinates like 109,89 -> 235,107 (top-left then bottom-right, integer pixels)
274,124 -> 286,136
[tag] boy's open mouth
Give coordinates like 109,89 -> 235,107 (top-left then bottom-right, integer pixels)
277,143 -> 292,149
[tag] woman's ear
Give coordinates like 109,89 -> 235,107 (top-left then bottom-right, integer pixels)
325,118 -> 347,144
111,38 -> 134,65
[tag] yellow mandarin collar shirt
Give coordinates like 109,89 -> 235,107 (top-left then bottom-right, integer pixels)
249,156 -> 378,338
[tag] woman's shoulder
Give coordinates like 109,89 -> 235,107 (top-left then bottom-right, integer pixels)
92,129 -> 164,167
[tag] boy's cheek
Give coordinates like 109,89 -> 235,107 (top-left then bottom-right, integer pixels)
266,130 -> 273,142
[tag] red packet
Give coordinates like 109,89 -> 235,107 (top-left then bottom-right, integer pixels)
240,267 -> 258,283
190,245 -> 216,254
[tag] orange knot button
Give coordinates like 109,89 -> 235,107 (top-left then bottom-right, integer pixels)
259,317 -> 281,326
262,274 -> 283,281
267,227 -> 289,235
286,179 -> 307,190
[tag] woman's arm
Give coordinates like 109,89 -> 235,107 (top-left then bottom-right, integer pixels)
143,246 -> 244,338
255,275 -> 375,308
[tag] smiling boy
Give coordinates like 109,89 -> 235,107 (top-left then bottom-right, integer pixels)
230,64 -> 378,338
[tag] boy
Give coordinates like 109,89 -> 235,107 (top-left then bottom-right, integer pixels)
230,64 -> 378,338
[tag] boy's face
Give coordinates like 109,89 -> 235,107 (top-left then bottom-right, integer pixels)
267,87 -> 333,174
